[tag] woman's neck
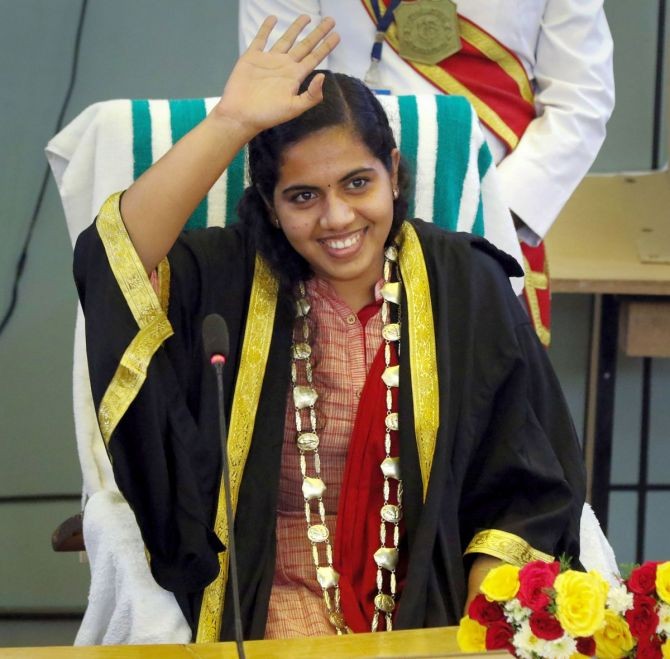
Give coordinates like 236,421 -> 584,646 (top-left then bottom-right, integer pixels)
316,278 -> 378,313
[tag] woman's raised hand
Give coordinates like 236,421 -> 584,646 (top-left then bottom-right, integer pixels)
119,16 -> 338,274
214,15 -> 340,136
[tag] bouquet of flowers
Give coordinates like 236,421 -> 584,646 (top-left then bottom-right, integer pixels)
457,558 -> 670,658
457,558 -> 606,657
600,561 -> 670,658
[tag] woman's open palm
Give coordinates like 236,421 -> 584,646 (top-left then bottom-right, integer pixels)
216,15 -> 340,135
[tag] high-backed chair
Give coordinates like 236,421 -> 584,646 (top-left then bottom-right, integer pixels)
46,94 -> 615,645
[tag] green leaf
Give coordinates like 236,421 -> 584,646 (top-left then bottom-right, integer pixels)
618,563 -> 639,581
558,553 -> 573,572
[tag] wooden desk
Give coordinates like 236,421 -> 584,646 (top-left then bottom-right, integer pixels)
547,172 -> 670,296
0,626 -> 503,658
545,171 -> 670,554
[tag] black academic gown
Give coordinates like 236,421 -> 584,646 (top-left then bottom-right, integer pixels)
74,214 -> 585,640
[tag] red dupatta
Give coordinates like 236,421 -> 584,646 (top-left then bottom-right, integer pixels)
333,305 -> 407,632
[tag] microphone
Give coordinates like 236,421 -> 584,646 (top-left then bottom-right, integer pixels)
202,313 -> 229,366
202,313 -> 245,659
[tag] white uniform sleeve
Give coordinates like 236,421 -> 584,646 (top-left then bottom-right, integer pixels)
238,0 -> 326,59
495,0 -> 614,241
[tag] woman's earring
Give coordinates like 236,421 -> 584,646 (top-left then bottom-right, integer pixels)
273,215 -> 281,229
393,188 -> 399,200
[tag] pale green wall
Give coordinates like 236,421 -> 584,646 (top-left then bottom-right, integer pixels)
0,0 -> 667,647
0,0 -> 242,644
594,0 -> 668,171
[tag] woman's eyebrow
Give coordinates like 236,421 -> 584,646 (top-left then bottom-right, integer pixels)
281,183 -> 319,195
338,167 -> 376,182
281,167 -> 377,195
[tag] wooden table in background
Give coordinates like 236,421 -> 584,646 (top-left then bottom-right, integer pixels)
545,170 -> 670,555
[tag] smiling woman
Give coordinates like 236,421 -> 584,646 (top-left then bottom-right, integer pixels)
72,13 -> 586,645
275,126 -> 396,285
275,127 -> 396,311
261,94 -> 400,309
238,68 -> 407,312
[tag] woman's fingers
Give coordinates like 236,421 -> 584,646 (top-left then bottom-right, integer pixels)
305,72 -> 326,101
269,14 -> 311,54
246,15 -> 278,52
249,15 -> 338,69
289,16 -> 337,62
218,15 -> 340,133
298,30 -> 340,70
293,72 -> 326,114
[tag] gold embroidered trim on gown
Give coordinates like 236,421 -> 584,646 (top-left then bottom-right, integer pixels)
196,255 -> 279,643
465,529 -> 554,566
398,222 -> 440,502
95,192 -> 173,446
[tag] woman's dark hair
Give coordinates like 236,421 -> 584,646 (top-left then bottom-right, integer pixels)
237,71 -> 410,293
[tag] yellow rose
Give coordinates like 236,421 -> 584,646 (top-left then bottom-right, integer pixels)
656,561 -> 670,604
554,570 -> 606,637
456,615 -> 487,652
594,610 -> 635,659
569,654 -> 591,659
662,638 -> 670,659
480,564 -> 520,602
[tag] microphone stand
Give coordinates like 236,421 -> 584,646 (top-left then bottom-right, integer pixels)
212,358 -> 246,659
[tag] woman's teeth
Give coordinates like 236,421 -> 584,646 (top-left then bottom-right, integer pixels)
323,231 -> 362,250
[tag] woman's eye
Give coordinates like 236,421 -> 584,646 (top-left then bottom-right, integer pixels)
291,191 -> 316,204
348,177 -> 368,190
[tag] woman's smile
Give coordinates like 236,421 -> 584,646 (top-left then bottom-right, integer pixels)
273,124 -> 399,310
318,227 -> 367,256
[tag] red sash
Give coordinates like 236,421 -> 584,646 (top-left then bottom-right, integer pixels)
521,242 -> 551,347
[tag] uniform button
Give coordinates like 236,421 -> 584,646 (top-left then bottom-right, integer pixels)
355,389 -> 362,399
346,314 -> 357,325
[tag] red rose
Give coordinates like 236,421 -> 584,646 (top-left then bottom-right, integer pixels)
517,560 -> 560,611
576,636 -> 596,656
636,635 -> 663,659
485,620 -> 515,652
625,594 -> 660,640
628,562 -> 660,596
529,611 -> 563,641
468,593 -> 505,626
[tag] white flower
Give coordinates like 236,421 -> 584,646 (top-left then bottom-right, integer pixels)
504,598 -> 531,624
606,583 -> 634,615
539,634 -> 578,659
513,620 -> 543,659
657,602 -> 670,635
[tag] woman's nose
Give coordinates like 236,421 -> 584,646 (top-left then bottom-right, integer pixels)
320,193 -> 355,229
